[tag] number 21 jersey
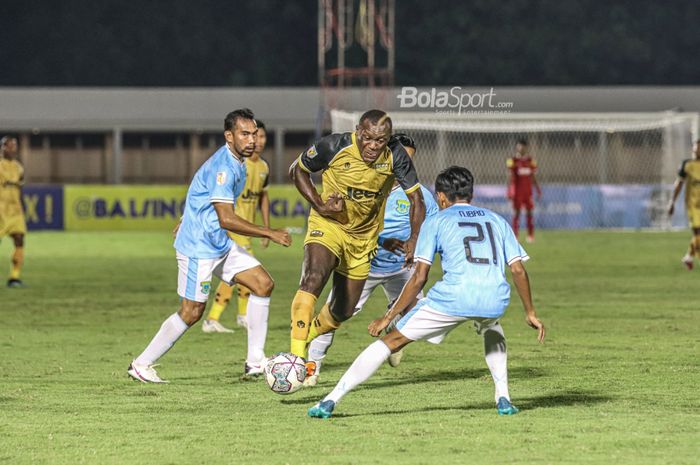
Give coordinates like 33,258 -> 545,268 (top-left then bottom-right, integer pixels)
414,204 -> 528,318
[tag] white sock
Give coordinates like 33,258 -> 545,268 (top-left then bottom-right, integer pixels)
246,294 -> 270,364
323,340 -> 390,404
308,331 -> 335,368
483,323 -> 510,402
134,313 -> 189,366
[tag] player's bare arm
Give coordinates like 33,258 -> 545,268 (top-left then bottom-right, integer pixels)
668,177 -> 685,216
509,260 -> 545,343
213,202 -> 291,246
403,188 -> 426,264
290,163 -> 346,221
368,261 -> 430,336
381,237 -> 405,255
259,189 -> 271,248
532,172 -> 542,200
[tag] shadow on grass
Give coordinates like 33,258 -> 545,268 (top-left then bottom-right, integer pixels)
280,366 -> 548,406
330,390 -> 613,418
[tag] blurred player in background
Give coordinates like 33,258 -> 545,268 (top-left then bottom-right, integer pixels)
507,139 -> 541,243
0,136 -> 27,288
305,133 -> 438,386
308,166 -> 545,419
289,110 -> 426,375
668,139 -> 700,270
128,109 -> 291,383
203,119 -> 271,333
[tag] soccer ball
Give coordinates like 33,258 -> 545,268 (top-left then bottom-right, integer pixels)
264,352 -> 306,395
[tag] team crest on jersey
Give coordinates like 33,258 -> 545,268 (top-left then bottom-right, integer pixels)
343,162 -> 351,170
216,171 -> 227,185
395,199 -> 410,214
201,281 -> 211,295
306,146 -> 318,158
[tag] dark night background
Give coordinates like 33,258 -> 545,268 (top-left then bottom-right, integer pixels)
1,0 -> 698,87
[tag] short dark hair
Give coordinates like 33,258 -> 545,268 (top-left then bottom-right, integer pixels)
435,166 -> 474,202
517,138 -> 528,146
359,109 -> 392,129
255,119 -> 266,131
0,135 -> 17,146
224,108 -> 255,131
390,133 -> 416,150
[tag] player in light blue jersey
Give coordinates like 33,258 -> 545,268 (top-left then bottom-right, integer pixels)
128,109 -> 291,384
308,166 -> 544,419
305,134 -> 438,386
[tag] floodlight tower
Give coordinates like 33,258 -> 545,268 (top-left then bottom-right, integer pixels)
317,0 -> 395,133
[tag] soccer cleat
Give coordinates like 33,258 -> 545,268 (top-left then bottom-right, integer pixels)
305,361 -> 317,377
236,314 -> 248,329
307,400 -> 335,419
243,358 -> 267,377
7,279 -> 24,288
202,319 -> 235,333
303,360 -> 320,387
496,397 -> 519,415
388,349 -> 404,368
682,256 -> 694,270
127,362 -> 168,384
526,235 -> 535,243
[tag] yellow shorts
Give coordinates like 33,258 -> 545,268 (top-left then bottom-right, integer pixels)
0,212 -> 27,237
688,208 -> 700,229
228,232 -> 254,253
304,215 -> 377,280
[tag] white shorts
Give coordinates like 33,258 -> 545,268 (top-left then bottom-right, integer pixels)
325,268 -> 424,315
396,303 -> 501,344
176,242 -> 261,302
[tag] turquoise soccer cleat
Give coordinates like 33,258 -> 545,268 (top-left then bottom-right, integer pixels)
497,397 -> 519,415
307,400 -> 336,419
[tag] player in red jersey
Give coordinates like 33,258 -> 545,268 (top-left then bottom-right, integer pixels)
507,139 -> 541,243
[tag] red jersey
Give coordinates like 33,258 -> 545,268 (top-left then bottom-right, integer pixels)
507,156 -> 537,198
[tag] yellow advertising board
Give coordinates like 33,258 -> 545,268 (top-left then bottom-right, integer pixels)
64,185 -> 310,231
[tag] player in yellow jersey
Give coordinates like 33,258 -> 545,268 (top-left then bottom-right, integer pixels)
288,110 -> 426,373
202,120 -> 271,333
0,136 -> 27,288
668,139 -> 700,270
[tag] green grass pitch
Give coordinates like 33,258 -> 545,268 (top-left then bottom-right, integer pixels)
0,230 -> 698,465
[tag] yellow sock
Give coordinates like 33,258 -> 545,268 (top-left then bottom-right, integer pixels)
237,285 -> 250,317
306,303 -> 341,343
208,282 -> 234,321
290,290 -> 317,358
10,247 -> 23,280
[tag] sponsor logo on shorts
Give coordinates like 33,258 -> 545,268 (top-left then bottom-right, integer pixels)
310,229 -> 324,237
216,171 -> 227,185
201,281 -> 211,295
296,320 -> 306,329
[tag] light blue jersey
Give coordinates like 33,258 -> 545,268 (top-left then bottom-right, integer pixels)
414,203 -> 528,318
372,185 -> 438,275
174,145 -> 247,259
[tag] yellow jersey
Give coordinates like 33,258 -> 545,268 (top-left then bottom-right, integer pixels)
0,158 -> 24,217
235,157 -> 270,223
295,131 -> 419,239
679,158 -> 700,210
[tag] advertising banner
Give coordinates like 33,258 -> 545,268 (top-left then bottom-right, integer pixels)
23,185 -> 64,231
